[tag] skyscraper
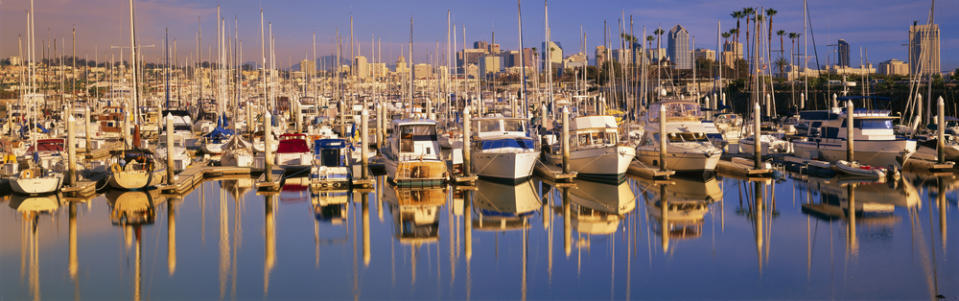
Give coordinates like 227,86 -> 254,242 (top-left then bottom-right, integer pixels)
595,45 -> 607,67
908,22 -> 941,76
837,39 -> 850,67
667,25 -> 691,70
543,41 -> 563,69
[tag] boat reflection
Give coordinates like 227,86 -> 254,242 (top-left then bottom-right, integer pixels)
11,194 -> 59,301
472,179 -> 541,231
105,189 -> 159,301
800,177 -> 919,224
638,176 -> 721,251
568,180 -> 635,235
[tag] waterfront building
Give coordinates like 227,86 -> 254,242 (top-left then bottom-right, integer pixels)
668,25 -> 691,70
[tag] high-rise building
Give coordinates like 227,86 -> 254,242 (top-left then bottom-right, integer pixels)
878,59 -> 909,76
353,56 -> 369,79
667,25 -> 691,70
543,41 -> 563,68
395,56 -> 409,74
474,41 -> 489,51
458,48 -> 487,73
414,63 -> 433,80
836,39 -> 850,67
479,55 -> 501,77
488,43 -> 501,54
722,41 -> 743,68
300,59 -> 316,73
695,49 -> 716,62
647,48 -> 666,63
563,52 -> 588,69
504,49 -> 537,68
611,49 -> 632,65
594,45 -> 607,67
909,22 -> 941,76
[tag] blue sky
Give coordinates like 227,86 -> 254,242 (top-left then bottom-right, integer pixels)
1,0 -> 955,70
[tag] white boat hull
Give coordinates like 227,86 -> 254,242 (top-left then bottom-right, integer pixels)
636,150 -> 721,172
9,175 -> 62,195
818,139 -> 916,168
556,146 -> 635,182
472,150 -> 539,181
108,169 -> 165,190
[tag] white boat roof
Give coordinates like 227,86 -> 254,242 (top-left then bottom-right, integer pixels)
392,119 -> 437,126
572,115 -> 617,130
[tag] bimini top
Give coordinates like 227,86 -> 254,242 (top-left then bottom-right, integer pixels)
391,119 -> 437,126
572,115 -> 617,131
313,138 -> 347,151
277,135 -> 309,153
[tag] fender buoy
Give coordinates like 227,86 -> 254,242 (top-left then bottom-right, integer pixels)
111,163 -> 122,174
19,169 -> 32,179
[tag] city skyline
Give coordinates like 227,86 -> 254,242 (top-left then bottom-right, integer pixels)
0,0 -> 956,71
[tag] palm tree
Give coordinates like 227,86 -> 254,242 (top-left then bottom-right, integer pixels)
742,7 -> 755,59
776,30 -> 786,75
646,35 -> 655,50
654,27 -> 665,57
766,8 -> 778,57
730,10 -> 743,45
788,32 -> 799,66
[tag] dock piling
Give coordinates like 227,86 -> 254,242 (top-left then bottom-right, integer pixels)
67,114 -> 77,185
166,113 -> 175,184
463,106 -> 471,177
84,106 -> 92,153
753,101 -> 762,169
659,104 -> 667,171
264,111 -> 274,182
361,109 -> 369,180
846,100 -> 854,162
562,106 -> 570,174
938,96 -> 946,164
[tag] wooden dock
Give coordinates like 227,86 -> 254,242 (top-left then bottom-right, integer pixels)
534,160 -> 577,183
256,166 -> 286,192
904,158 -> 955,173
627,160 -> 675,180
716,157 -> 773,178
61,181 -> 97,197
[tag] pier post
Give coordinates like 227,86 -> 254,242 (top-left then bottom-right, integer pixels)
721,93 -> 726,111
800,92 -> 805,110
67,114 -> 77,185
562,106 -> 570,174
166,113 -> 175,184
246,103 -> 254,140
265,111 -> 274,182
122,106 -> 131,149
361,109 -> 369,180
846,100 -> 855,162
704,96 -> 711,121
659,104 -> 668,171
765,93 -> 772,117
938,96 -> 946,164
84,106 -> 92,153
540,104 -> 547,132
463,106 -> 471,177
375,104 -> 383,150
753,101 -> 762,169
832,93 -> 838,109
294,100 -> 302,133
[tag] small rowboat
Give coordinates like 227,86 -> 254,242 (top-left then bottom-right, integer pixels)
832,160 -> 886,180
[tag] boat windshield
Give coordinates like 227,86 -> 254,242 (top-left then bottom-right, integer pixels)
478,120 -> 501,132
400,125 -> 437,141
503,120 -> 526,132
856,119 -> 893,130
667,133 -> 709,142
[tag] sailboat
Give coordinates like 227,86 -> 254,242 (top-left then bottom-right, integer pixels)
107,148 -> 166,190
220,135 -> 254,167
8,135 -> 65,195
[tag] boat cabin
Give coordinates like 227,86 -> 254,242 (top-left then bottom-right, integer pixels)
391,120 -> 440,160
571,116 -> 620,149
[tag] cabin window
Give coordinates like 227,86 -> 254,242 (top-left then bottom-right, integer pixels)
606,132 -> 618,145
856,119 -> 893,130
503,120 -> 525,132
479,120 -> 500,132
590,132 -> 605,145
823,127 -> 839,138
668,133 -> 683,143
578,134 -> 590,146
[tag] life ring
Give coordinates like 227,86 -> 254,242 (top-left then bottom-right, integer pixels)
111,163 -> 122,174
20,169 -> 32,179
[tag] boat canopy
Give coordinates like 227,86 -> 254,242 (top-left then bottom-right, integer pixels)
277,137 -> 310,153
313,139 -> 347,151
480,138 -> 535,150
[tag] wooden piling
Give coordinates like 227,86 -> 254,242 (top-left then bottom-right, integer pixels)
562,106 -> 570,174
264,111 -> 274,182
166,113 -> 175,184
463,106 -> 471,177
659,104 -> 667,171
938,96 -> 946,164
360,109 -> 369,180
67,114 -> 77,185
753,101 -> 762,169
846,100 -> 854,162
84,106 -> 92,153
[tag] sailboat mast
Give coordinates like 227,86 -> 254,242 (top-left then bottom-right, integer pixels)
517,0 -> 528,118
544,0 -> 553,117
128,0 -> 140,123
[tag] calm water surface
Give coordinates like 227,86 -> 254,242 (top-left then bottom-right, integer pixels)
1,173 -> 957,300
